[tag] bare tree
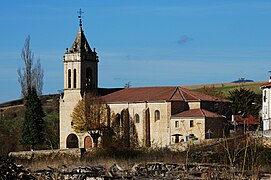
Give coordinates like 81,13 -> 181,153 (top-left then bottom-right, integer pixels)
71,93 -> 111,147
124,81 -> 131,88
18,35 -> 43,97
33,58 -> 43,96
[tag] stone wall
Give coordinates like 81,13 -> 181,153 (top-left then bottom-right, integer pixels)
9,148 -> 82,162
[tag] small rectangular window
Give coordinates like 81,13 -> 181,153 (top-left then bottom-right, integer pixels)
190,120 -> 194,128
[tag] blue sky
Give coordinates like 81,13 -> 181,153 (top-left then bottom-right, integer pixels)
0,0 -> 271,103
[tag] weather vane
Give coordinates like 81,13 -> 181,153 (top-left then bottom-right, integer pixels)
77,8 -> 84,27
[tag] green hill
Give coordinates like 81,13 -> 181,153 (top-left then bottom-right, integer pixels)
183,81 -> 266,97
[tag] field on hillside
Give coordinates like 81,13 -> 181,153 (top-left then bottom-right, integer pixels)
183,81 -> 266,96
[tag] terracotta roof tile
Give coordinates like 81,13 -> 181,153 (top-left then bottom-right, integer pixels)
102,86 -> 182,103
102,86 -> 229,103
261,82 -> 271,88
180,88 -> 226,102
172,108 -> 224,118
232,115 -> 258,125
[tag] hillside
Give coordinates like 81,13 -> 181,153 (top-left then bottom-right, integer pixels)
0,94 -> 60,156
0,94 -> 59,120
183,81 -> 266,97
0,81 -> 265,117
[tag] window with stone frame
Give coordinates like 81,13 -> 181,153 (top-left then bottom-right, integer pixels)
175,120 -> 179,128
190,120 -> 194,128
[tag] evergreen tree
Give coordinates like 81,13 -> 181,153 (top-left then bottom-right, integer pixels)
22,88 -> 45,151
228,87 -> 260,118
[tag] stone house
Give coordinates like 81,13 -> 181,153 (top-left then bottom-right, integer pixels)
59,19 -> 230,149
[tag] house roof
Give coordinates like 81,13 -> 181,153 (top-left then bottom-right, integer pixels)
261,82 -> 271,89
232,115 -> 259,125
102,86 -> 228,103
172,108 -> 224,118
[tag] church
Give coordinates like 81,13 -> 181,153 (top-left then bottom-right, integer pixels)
59,17 -> 230,149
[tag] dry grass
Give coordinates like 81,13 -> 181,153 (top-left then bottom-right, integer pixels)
183,81 -> 266,90
10,134 -> 271,178
13,147 -> 187,171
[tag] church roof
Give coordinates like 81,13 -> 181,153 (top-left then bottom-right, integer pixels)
69,26 -> 92,53
172,108 -> 224,118
102,86 -> 227,103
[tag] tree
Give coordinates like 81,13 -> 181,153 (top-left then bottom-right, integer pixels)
124,81 -> 131,88
22,88 -> 45,151
18,35 -> 44,97
43,112 -> 59,149
71,93 -> 111,148
228,87 -> 260,118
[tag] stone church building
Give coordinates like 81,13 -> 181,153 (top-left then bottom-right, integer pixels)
60,20 -> 230,149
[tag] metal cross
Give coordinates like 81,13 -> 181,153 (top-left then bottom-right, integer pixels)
77,8 -> 84,27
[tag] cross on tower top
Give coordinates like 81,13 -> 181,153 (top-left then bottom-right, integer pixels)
77,8 -> 84,27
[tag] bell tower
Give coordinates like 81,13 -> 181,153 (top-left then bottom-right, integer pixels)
63,11 -> 99,96
60,10 -> 99,149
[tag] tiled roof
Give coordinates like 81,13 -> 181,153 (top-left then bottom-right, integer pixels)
98,88 -> 123,96
102,86 -> 180,102
261,82 -> 271,88
232,115 -> 258,125
180,88 -> 225,101
102,86 -> 228,103
172,108 -> 224,118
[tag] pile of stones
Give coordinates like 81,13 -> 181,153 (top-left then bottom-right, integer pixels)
0,157 -> 35,179
32,162 -> 263,179
1,158 -> 268,179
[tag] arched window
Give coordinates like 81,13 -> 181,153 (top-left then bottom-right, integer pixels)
68,69 -> 71,88
120,110 -> 126,127
115,113 -> 120,127
66,133 -> 78,148
135,114 -> 140,123
86,67 -> 92,88
84,136 -> 93,148
155,110 -> 160,121
73,69 -> 77,88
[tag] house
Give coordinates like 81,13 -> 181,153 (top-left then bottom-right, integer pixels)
261,77 -> 271,131
231,115 -> 259,133
59,16 -> 230,149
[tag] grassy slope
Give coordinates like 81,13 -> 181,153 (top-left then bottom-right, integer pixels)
183,81 -> 266,96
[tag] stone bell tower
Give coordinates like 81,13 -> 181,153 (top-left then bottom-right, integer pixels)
60,10 -> 99,149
